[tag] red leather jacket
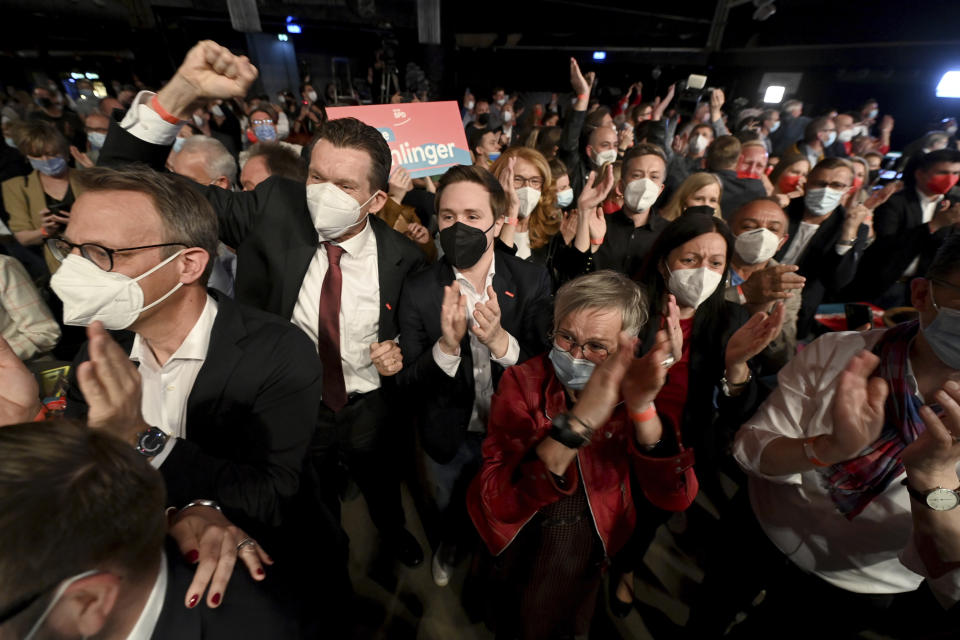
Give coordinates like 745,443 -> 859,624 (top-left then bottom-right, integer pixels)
467,354 -> 696,557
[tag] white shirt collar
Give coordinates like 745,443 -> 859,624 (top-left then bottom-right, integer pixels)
124,551 -> 167,640
332,216 -> 375,256
131,294 -> 219,365
453,252 -> 496,295
916,188 -> 944,207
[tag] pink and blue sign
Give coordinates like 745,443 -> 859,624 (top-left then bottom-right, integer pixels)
326,101 -> 473,177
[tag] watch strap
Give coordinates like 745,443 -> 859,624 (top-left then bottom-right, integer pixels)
903,480 -> 960,510
549,414 -> 589,449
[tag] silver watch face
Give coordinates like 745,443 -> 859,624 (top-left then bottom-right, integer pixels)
925,488 -> 960,511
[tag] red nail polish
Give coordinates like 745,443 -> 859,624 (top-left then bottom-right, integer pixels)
212,593 -> 221,605
257,567 -> 264,575
188,594 -> 198,608
186,549 -> 199,563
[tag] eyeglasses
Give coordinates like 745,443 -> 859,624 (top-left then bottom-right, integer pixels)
552,330 -> 610,360
513,175 -> 544,189
251,119 -> 274,126
47,237 -> 187,272
807,179 -> 851,190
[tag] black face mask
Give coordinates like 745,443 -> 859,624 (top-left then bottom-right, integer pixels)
439,221 -> 494,269
35,97 -> 52,109
868,169 -> 880,185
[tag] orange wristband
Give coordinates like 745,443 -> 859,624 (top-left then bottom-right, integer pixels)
630,404 -> 657,423
577,93 -> 588,101
590,237 -> 604,245
150,95 -> 183,125
505,217 -> 519,225
803,437 -> 830,467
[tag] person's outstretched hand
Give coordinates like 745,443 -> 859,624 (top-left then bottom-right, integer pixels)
0,336 -> 40,426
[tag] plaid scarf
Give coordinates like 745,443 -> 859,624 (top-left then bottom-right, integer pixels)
824,321 -> 937,519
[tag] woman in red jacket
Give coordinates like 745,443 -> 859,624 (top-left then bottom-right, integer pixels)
467,270 -> 694,640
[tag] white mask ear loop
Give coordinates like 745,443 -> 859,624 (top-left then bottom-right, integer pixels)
23,570 -> 100,640
336,190 -> 380,238
132,249 -> 186,314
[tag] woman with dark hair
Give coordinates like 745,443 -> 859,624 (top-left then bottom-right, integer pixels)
609,213 -> 786,615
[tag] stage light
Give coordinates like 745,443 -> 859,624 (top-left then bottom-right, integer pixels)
278,34 -> 288,41
592,51 -> 607,61
763,85 -> 785,103
71,72 -> 85,79
85,73 -> 99,80
286,15 -> 302,34
936,71 -> 960,98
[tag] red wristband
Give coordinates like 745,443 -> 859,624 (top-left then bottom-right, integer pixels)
577,93 -> 588,101
505,217 -> 519,225
150,95 -> 183,125
630,404 -> 657,423
590,237 -> 604,245
33,404 -> 48,422
736,285 -> 746,304
40,227 -> 50,239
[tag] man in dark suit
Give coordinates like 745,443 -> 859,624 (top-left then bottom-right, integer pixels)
50,166 -> 346,635
848,149 -> 960,307
770,99 -> 811,157
708,136 -> 767,221
398,164 -> 553,585
96,41 -> 426,567
774,157 -> 869,337
0,420 -> 297,640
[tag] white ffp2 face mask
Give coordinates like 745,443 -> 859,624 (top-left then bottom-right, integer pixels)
306,182 -> 377,241
515,186 -> 540,219
624,177 -> 661,213
667,266 -> 723,309
50,250 -> 186,330
593,149 -> 618,167
735,227 -> 781,264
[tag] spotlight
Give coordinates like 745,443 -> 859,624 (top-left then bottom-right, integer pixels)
763,85 -> 785,103
592,51 -> 607,61
936,71 -> 960,98
278,34 -> 288,42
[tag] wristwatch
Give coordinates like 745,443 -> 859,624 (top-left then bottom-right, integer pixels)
135,426 -> 168,457
549,413 -> 590,449
721,371 -> 753,397
904,480 -> 960,511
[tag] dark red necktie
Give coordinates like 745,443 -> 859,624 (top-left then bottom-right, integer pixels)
317,242 -> 347,411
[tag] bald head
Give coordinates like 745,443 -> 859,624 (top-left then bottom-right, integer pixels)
731,198 -> 789,238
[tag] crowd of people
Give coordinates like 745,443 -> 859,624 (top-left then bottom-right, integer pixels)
1,38 -> 960,639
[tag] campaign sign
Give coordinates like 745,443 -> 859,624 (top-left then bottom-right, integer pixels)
326,101 -> 472,177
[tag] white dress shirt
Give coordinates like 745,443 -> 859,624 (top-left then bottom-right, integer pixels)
513,230 -> 531,260
291,219 -> 382,394
903,189 -> 944,277
131,295 -> 218,468
125,552 -> 168,640
431,255 -> 520,433
779,221 -> 819,266
734,329 -> 960,603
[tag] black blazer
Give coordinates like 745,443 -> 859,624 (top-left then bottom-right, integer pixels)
716,169 -> 767,222
775,198 -> 868,337
65,291 -> 322,551
98,121 -> 426,345
152,541 -> 299,639
846,190 -> 955,300
397,254 -> 554,463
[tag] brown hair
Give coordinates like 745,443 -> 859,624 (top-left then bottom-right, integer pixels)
491,147 -> 560,250
622,142 -> 667,174
436,164 -> 509,220
706,135 -> 741,171
11,119 -> 68,158
245,142 -> 307,183
75,166 -> 220,285
768,149 -> 810,192
309,117 -> 392,192
0,420 -> 166,622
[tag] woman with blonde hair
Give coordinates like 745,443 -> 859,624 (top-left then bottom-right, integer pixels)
493,147 -> 560,261
659,172 -> 723,221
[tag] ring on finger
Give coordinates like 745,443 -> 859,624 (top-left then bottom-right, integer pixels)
237,537 -> 257,552
660,354 -> 676,368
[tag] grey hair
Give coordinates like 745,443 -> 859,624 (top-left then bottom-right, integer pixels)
922,131 -> 950,150
554,270 -> 649,337
180,135 -> 237,187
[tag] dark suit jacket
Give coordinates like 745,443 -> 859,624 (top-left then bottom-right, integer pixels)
65,291 -> 323,552
770,114 -> 811,157
557,108 -> 590,202
152,541 -> 298,639
716,169 -> 767,221
845,189 -> 955,300
397,254 -> 554,463
98,121 -> 426,346
775,198 -> 868,337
